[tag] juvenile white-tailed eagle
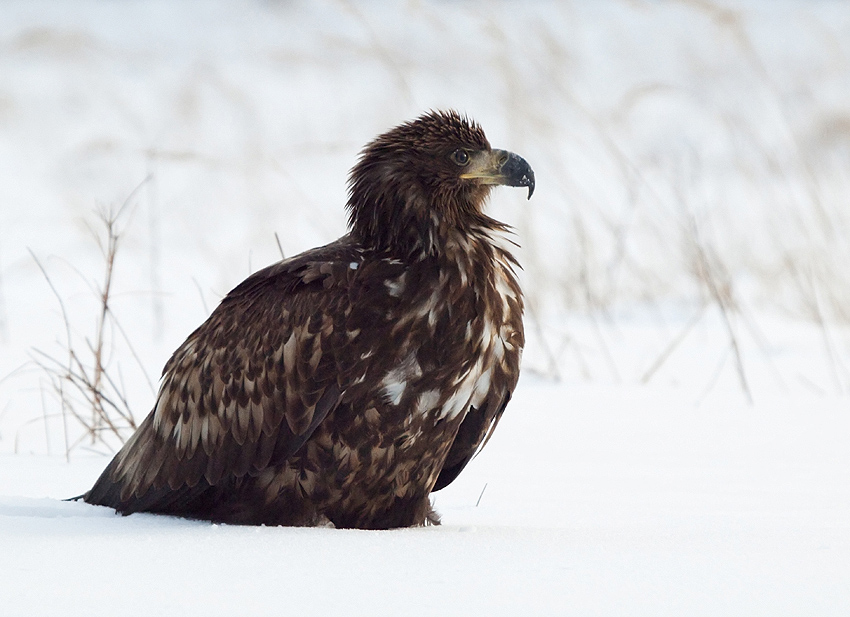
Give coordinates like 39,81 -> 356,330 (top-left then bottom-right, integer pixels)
83,110 -> 534,528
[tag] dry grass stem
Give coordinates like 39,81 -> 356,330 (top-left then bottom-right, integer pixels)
29,188 -> 152,455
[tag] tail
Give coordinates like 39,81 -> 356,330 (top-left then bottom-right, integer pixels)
82,413 -> 216,518
72,413 -> 156,512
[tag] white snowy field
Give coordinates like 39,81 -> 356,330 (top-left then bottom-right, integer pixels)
2,0 -> 850,614
3,381 -> 849,616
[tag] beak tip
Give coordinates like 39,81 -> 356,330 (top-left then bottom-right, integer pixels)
524,171 -> 535,200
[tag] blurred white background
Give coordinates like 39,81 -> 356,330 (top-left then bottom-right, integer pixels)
1,0 -> 849,454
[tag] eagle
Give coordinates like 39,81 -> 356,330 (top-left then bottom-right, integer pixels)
83,110 -> 534,529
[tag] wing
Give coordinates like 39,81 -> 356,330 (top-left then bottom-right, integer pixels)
84,238 -> 361,516
431,390 -> 511,492
432,249 -> 524,493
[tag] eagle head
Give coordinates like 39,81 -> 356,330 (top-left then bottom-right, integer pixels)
347,110 -> 534,257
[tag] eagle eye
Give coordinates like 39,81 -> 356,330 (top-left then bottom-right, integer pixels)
451,149 -> 470,166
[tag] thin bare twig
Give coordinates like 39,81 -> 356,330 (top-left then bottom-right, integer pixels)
30,190 -> 147,455
191,277 -> 211,316
475,483 -> 488,508
690,229 -> 753,405
642,302 -> 708,384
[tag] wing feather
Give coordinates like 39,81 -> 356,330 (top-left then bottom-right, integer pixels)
431,391 -> 511,492
84,240 -> 357,517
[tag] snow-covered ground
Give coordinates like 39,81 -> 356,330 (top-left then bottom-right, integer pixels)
3,381 -> 850,615
2,0 -> 850,614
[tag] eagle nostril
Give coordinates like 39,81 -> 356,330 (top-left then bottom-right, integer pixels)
498,153 -> 509,166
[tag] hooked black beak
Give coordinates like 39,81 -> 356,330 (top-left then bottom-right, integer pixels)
460,149 -> 535,199
498,150 -> 535,199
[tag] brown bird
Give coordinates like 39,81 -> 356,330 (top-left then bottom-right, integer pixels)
83,110 -> 534,529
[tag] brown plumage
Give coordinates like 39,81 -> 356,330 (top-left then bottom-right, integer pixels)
83,110 -> 534,529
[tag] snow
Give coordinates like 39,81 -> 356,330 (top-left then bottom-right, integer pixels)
2,0 -> 850,614
3,382 -> 850,615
